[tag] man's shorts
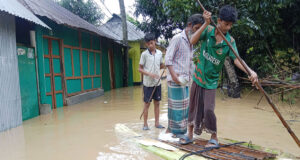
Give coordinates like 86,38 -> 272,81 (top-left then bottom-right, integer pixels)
143,85 -> 161,103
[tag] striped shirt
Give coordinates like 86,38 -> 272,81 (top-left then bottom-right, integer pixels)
165,31 -> 193,83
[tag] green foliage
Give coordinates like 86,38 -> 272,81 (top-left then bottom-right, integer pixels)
135,0 -> 300,77
134,0 -> 169,38
274,49 -> 299,73
127,14 -> 139,27
60,0 -> 104,26
282,89 -> 300,105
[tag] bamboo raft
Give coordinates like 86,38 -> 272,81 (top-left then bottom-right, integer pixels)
114,124 -> 298,160
162,139 -> 277,160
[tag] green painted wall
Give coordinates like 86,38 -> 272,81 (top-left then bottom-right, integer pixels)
36,19 -> 66,108
128,41 -> 142,83
40,35 -> 63,108
35,18 -> 104,108
36,18 -> 126,108
36,26 -> 47,105
17,46 -> 39,120
64,29 -> 102,94
101,39 -> 111,91
100,39 -> 130,90
113,45 -> 124,89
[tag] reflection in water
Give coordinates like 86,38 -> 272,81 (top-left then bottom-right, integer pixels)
0,80 -> 299,160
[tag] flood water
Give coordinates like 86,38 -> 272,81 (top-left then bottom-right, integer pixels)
0,80 -> 299,160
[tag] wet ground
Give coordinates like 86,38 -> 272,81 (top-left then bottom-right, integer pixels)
0,80 -> 299,160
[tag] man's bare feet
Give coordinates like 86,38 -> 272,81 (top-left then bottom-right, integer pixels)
188,125 -> 194,140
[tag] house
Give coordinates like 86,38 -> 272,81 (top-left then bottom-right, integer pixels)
100,14 -> 145,85
0,0 -> 132,132
17,0 -> 128,111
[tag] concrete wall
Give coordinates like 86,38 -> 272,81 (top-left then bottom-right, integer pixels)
0,12 -> 22,132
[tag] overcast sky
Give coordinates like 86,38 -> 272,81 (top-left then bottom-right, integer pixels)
95,0 -> 138,23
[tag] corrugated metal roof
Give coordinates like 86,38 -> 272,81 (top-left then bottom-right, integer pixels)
99,14 -> 145,42
18,0 -> 115,40
0,0 -> 50,29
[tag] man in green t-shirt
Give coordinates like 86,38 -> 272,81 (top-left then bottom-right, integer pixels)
187,5 -> 258,147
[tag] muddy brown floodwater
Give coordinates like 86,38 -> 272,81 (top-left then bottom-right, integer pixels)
0,80 -> 299,160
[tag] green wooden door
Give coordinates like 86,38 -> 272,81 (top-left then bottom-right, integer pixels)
43,37 -> 65,109
17,46 -> 39,120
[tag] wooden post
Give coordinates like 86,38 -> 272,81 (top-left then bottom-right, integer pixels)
119,0 -> 129,87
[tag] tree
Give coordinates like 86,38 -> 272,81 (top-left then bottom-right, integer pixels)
60,0 -> 104,26
134,0 -> 186,38
135,0 -> 300,78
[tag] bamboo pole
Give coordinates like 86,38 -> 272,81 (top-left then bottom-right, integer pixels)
140,68 -> 166,120
196,0 -> 300,148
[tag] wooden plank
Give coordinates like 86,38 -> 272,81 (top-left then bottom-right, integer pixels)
108,49 -> 115,89
44,55 -> 51,58
67,92 -> 82,97
49,39 -> 56,109
65,75 -> 101,80
54,73 -> 62,76
66,88 -> 99,97
52,55 -> 60,59
64,45 -> 101,53
45,38 -> 65,108
55,90 -> 63,94
65,76 -> 82,80
85,88 -> 98,92
43,35 -> 60,40
82,48 -> 101,53
60,39 -> 68,106
85,75 -> 100,78
63,45 -> 81,50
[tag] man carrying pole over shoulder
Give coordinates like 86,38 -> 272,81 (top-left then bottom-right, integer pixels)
187,5 -> 258,147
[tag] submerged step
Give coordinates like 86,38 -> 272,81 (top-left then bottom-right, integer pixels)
66,89 -> 104,106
